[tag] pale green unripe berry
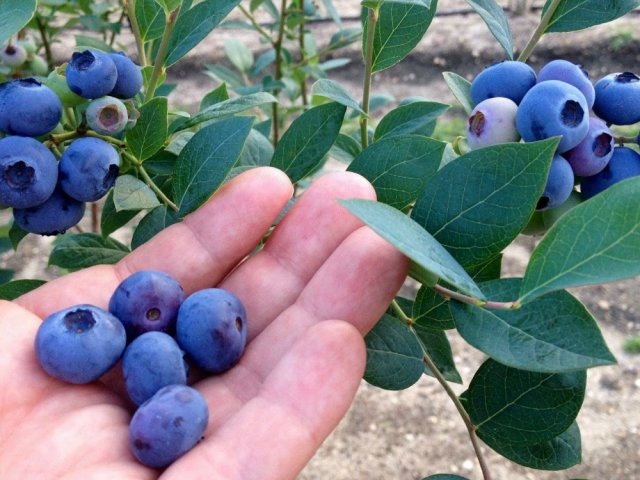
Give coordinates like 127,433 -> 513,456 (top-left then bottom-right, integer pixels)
45,67 -> 87,107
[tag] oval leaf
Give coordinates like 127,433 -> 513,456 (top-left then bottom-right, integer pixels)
520,176 -> 640,303
451,278 -> 615,373
411,139 -> 559,269
126,97 -> 168,161
49,234 -> 130,269
113,175 -> 161,211
442,72 -> 474,115
135,0 -> 166,41
0,0 -> 36,46
338,199 -> 484,299
364,313 -> 424,390
347,135 -> 444,210
271,102 -> 346,183
374,101 -> 449,140
224,38 -> 254,73
311,79 -> 364,115
543,0 -> 640,33
101,190 -> 139,238
0,279 -> 46,301
173,116 -> 253,216
131,205 -> 180,249
465,359 -> 586,445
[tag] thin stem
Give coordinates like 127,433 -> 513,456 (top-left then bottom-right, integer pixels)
145,6 -> 181,102
49,129 -> 127,149
433,284 -> 521,310
110,5 -> 127,48
65,107 -> 77,128
616,135 -> 637,146
135,161 -> 179,212
517,0 -> 562,62
360,7 -> 377,148
390,299 -> 412,325
238,4 -> 273,44
272,0 -> 288,147
91,203 -> 100,233
414,334 -> 493,480
34,14 -> 54,71
299,11 -> 308,107
125,0 -> 147,65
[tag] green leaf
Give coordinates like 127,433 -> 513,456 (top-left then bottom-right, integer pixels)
330,133 -> 362,164
173,116 -> 253,216
339,199 -> 484,299
0,0 -> 36,46
165,132 -> 194,156
465,359 -> 586,445
135,0 -> 166,40
224,38 -> 254,73
200,83 -> 229,111
364,313 -> 424,390
170,92 -> 277,132
131,205 -> 180,249
271,102 -> 346,183
422,475 -> 470,480
411,139 -> 559,269
384,0 -> 432,6
101,190 -> 139,238
205,64 -> 245,89
415,325 -> 462,383
374,101 -> 449,140
126,97 -> 168,161
49,234 -> 130,269
8,222 -> 28,250
466,253 -> 502,282
482,422 -> 581,470
165,0 -> 241,66
520,177 -> 640,304
442,71 -> 474,115
311,79 -> 365,115
0,269 -> 14,284
347,135 -> 444,210
413,285 -> 454,329
0,279 -> 46,300
543,0 -> 640,33
451,278 -> 615,373
363,0 -> 438,73
237,129 -> 274,167
113,175 -> 161,211
463,0 -> 513,59
156,0 -> 182,13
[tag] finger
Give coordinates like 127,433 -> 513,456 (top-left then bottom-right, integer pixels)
220,171 -> 376,340
161,320 -> 366,480
193,226 -> 408,430
16,167 -> 293,319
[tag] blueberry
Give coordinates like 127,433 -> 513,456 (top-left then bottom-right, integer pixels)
0,78 -> 62,136
523,191 -> 582,236
86,96 -> 129,135
581,146 -> 640,199
129,385 -> 209,468
537,59 -> 595,108
17,37 -> 37,55
593,72 -> 640,125
122,332 -> 188,406
466,97 -> 520,150
0,43 -> 27,68
176,288 -> 247,373
516,80 -> 589,153
26,55 -> 49,76
13,187 -> 85,235
470,60 -> 537,106
66,50 -> 117,99
108,52 -> 143,99
45,67 -> 87,107
537,154 -> 575,210
109,270 -> 185,339
564,116 -> 614,177
0,136 -> 58,208
59,137 -> 120,202
35,304 -> 126,384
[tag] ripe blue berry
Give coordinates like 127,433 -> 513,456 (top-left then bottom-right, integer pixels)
86,96 -> 129,135
516,80 -> 589,153
0,78 -> 62,137
0,43 -> 27,67
66,50 -> 118,99
470,60 -> 536,106
109,52 -> 143,99
35,304 -> 126,384
537,154 -> 574,210
466,97 -> 520,150
13,188 -> 85,235
129,385 -> 209,468
581,146 -> 640,199
0,136 -> 58,208
176,288 -> 247,373
109,270 -> 186,339
122,332 -> 188,406
59,137 -> 120,202
537,59 -> 595,108
593,72 -> 640,125
564,116 -> 614,177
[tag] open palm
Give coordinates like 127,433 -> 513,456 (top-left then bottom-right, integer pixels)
0,168 -> 407,480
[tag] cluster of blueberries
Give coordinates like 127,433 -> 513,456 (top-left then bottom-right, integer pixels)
0,38 -> 48,77
34,269 -> 248,468
0,49 -> 142,235
466,59 -> 640,216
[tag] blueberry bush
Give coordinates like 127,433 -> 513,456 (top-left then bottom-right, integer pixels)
1,0 -> 640,478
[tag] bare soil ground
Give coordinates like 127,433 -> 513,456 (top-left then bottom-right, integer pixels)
5,2 -> 640,479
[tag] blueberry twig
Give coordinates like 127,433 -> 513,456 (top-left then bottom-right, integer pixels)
433,284 -> 521,310
124,0 -> 147,66
360,6 -> 378,149
144,5 -> 181,102
271,0 -> 289,147
390,299 -> 413,325
517,0 -> 562,62
238,4 -> 273,44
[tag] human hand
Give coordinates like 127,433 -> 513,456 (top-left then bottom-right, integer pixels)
0,167 -> 408,480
